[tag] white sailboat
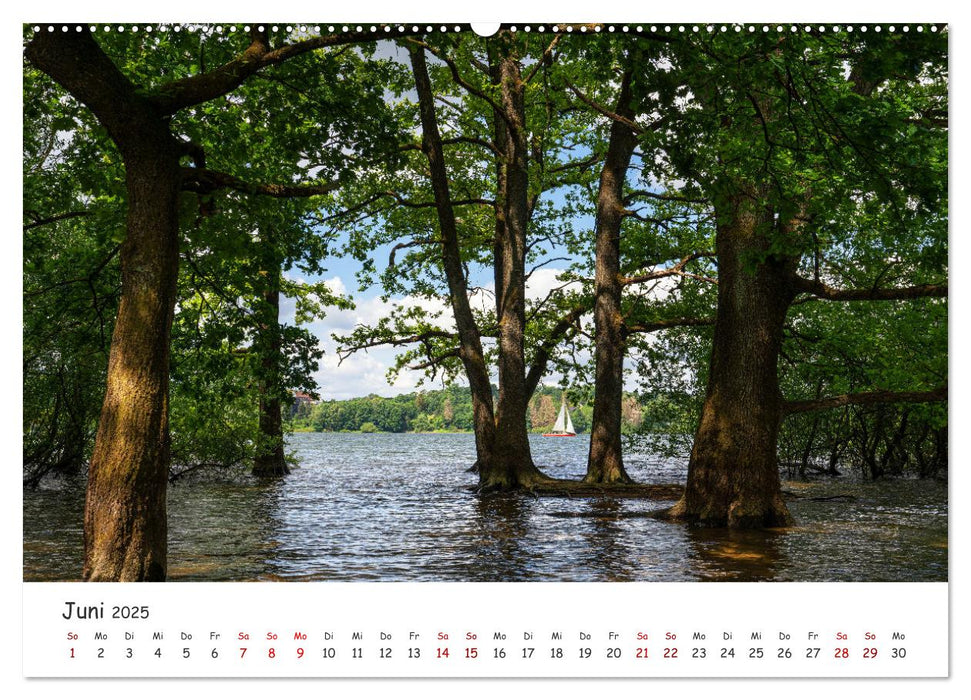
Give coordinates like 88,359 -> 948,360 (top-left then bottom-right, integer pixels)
543,396 -> 576,437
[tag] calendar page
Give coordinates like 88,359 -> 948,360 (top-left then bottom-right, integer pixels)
17,0 -> 958,694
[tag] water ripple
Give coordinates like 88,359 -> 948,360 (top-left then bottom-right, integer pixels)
23,433 -> 947,582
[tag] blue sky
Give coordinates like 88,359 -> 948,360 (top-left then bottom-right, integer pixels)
283,198 -> 596,400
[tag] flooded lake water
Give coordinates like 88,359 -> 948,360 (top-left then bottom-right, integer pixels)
23,432 -> 948,582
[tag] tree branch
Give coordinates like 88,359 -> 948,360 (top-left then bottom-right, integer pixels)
623,190 -> 709,206
400,135 -> 502,158
408,349 -> 461,371
181,167 -> 341,198
565,78 -> 666,136
24,243 -> 121,298
783,385 -> 947,416
548,151 -> 605,174
23,210 -> 92,231
622,252 -> 716,286
408,39 -> 509,125
525,305 -> 587,401
149,25 -> 424,114
790,275 -> 948,301
376,190 -> 494,209
622,316 -> 715,337
338,329 -> 457,361
524,35 -> 561,83
25,29 -> 155,144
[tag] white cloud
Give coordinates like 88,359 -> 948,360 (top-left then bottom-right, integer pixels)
322,275 -> 347,296
278,294 -> 297,325
324,291 -> 452,334
316,349 -> 427,399
525,266 -> 580,301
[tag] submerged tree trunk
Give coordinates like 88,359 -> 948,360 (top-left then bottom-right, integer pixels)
666,190 -> 796,527
409,45 -> 498,477
254,387 -> 287,476
585,69 -> 638,485
486,39 -> 552,489
27,30 -> 183,580
878,408 -> 910,477
252,245 -> 289,477
799,413 -> 821,479
83,147 -> 181,580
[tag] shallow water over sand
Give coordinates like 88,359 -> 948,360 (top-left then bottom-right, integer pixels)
23,432 -> 947,582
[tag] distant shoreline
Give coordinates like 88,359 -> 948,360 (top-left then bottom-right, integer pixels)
291,427 -> 587,436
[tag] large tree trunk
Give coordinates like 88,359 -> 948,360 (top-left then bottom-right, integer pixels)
27,30 -> 183,580
585,69 -> 638,485
84,141 -> 182,580
666,190 -> 795,528
486,39 -> 552,489
409,45 -> 498,476
252,249 -> 289,477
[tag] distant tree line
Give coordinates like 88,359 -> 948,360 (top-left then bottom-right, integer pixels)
293,384 -> 650,435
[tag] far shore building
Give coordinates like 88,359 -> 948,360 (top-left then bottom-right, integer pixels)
290,391 -> 318,418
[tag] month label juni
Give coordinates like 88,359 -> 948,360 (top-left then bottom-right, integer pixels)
24,582 -> 947,678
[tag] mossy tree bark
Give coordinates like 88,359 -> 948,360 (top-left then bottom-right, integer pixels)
83,147 -> 182,579
666,188 -> 796,528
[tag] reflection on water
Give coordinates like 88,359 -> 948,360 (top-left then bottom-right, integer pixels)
23,433 -> 947,582
470,495 -> 535,581
685,528 -> 788,581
